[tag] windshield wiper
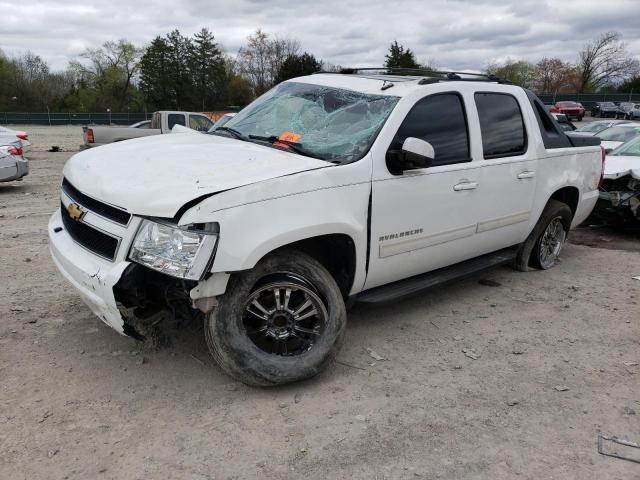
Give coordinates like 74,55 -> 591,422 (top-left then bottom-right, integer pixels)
212,127 -> 249,141
248,135 -> 322,160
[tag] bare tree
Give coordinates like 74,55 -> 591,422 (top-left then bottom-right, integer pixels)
236,29 -> 300,95
576,31 -> 639,92
532,57 -> 575,94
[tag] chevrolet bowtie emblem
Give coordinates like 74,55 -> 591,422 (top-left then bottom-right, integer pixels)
66,202 -> 85,221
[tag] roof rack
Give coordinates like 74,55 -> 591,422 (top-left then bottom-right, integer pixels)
315,67 -> 512,85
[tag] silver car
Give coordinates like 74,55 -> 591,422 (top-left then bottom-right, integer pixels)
0,142 -> 29,182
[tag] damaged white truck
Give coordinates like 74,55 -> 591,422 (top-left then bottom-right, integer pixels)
49,69 -> 603,386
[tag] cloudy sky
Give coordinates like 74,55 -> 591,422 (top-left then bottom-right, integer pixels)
2,0 -> 639,71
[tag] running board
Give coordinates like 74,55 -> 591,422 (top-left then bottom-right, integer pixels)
356,246 -> 518,304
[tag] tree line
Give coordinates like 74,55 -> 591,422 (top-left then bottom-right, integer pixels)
0,29 -> 638,113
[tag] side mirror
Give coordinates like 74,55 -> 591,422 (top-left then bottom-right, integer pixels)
386,137 -> 435,174
400,137 -> 435,170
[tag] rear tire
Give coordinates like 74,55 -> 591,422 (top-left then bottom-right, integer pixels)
205,250 -> 347,386
513,200 -> 572,272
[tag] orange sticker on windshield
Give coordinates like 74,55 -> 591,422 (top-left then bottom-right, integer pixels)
279,131 -> 301,142
274,131 -> 302,149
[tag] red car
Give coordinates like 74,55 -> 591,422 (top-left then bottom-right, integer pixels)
550,101 -> 585,121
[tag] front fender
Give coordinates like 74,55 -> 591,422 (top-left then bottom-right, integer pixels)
207,182 -> 371,294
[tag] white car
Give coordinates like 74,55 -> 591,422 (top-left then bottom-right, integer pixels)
0,126 -> 31,153
0,142 -> 29,182
49,70 -> 603,386
573,119 -> 630,136
596,123 -> 640,152
591,136 -> 640,224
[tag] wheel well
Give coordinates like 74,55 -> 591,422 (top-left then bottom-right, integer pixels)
275,234 -> 356,299
550,187 -> 579,218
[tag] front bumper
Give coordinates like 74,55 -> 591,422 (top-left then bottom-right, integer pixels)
0,157 -> 28,182
49,208 -> 130,334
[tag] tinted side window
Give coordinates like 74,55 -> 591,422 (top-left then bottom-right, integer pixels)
475,93 -> 527,158
392,93 -> 470,167
168,114 -> 186,129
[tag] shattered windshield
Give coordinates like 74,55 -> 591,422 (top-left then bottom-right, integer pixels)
217,82 -> 399,163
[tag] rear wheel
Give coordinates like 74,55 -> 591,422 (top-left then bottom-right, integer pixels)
513,200 -> 572,271
205,250 -> 347,386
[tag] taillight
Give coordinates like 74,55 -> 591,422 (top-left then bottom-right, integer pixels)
16,134 -> 28,141
86,128 -> 94,143
599,146 -> 606,188
7,146 -> 23,156
550,106 -> 558,112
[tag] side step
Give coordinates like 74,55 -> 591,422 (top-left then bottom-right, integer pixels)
356,246 -> 518,304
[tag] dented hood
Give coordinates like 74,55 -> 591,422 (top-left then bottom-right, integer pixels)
64,133 -> 331,217
604,155 -> 640,180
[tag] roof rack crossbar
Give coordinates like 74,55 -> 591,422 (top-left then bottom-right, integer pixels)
314,67 -> 512,85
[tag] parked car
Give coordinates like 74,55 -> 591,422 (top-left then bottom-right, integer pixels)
616,102 -> 640,120
50,71 -> 603,386
591,102 -> 619,118
0,126 -> 31,153
550,101 -> 584,121
0,142 -> 29,182
590,136 -> 640,225
209,113 -> 236,131
551,113 -> 576,132
596,123 -> 640,152
574,119 -> 630,136
82,111 -> 215,148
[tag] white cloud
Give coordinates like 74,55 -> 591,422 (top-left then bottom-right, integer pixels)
0,0 -> 638,71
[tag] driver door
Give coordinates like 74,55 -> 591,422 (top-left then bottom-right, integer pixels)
365,92 -> 485,290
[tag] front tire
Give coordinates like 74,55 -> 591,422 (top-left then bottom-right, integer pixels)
513,199 -> 572,271
205,250 -> 347,386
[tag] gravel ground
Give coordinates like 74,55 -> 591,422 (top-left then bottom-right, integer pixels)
1,134 -> 639,479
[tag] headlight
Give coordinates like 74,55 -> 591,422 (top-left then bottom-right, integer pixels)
129,219 -> 218,280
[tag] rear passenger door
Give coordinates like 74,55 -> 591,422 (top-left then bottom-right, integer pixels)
471,92 -> 537,251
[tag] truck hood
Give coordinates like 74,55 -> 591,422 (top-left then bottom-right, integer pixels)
64,133 -> 332,218
604,155 -> 640,180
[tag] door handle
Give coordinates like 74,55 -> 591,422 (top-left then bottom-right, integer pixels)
453,181 -> 478,191
517,170 -> 536,179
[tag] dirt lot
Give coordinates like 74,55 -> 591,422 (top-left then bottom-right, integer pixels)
1,129 -> 639,479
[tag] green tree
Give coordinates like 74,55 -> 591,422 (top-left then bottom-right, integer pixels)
384,41 -> 420,69
275,52 -> 322,83
139,29 -> 229,111
139,36 -> 174,110
486,59 -> 535,88
189,28 -> 227,110
617,75 -> 640,93
69,39 -> 143,110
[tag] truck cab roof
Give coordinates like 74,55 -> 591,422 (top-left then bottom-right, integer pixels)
293,68 -> 516,97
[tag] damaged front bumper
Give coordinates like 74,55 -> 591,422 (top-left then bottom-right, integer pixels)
593,175 -> 640,225
49,208 -> 229,337
49,208 -> 130,333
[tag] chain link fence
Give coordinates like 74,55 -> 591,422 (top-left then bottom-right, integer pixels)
538,93 -> 640,110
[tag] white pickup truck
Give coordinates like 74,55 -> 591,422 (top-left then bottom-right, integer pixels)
50,69 -> 603,386
82,111 -> 215,148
